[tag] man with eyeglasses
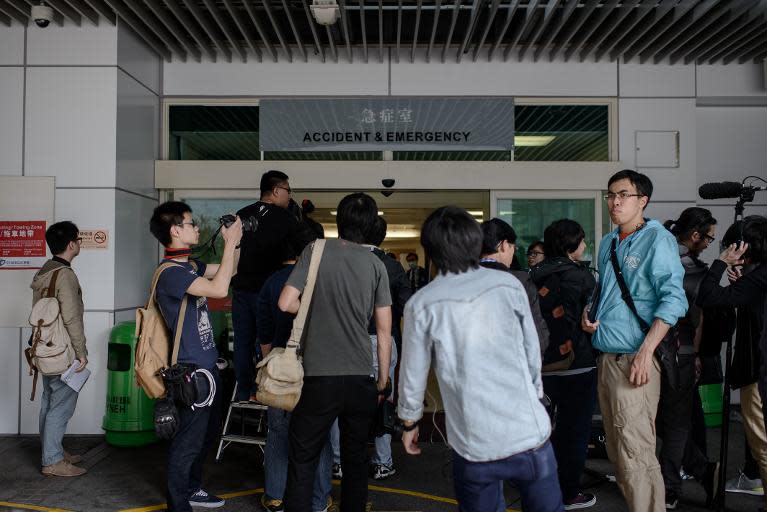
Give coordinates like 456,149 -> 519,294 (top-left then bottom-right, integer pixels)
232,170 -> 300,402
582,169 -> 687,512
31,221 -> 88,477
656,207 -> 720,509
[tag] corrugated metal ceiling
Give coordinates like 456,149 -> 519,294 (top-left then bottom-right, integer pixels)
1,1 -> 766,65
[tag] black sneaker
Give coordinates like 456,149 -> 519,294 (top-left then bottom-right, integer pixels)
370,463 -> 396,480
332,462 -> 342,479
702,461 -> 721,507
189,489 -> 225,508
665,490 -> 679,510
261,494 -> 284,512
564,492 -> 596,510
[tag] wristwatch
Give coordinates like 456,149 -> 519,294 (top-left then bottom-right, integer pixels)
402,421 -> 419,432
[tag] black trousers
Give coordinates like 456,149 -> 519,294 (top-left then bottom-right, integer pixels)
542,370 -> 598,501
657,354 -> 709,494
166,368 -> 223,512
285,375 -> 378,512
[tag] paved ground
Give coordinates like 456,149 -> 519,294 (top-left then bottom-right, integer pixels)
0,417 -> 763,512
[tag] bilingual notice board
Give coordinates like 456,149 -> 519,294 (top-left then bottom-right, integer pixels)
0,220 -> 47,270
259,97 -> 514,152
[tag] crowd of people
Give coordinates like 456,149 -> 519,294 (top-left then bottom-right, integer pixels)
30,167 -> 767,512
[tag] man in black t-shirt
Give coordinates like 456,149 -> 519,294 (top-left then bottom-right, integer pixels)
232,170 -> 299,401
150,201 -> 242,512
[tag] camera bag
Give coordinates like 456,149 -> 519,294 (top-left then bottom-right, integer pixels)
135,261 -> 196,399
255,239 -> 326,411
25,269 -> 76,400
609,238 -> 680,390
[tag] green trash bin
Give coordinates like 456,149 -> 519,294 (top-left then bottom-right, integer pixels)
699,383 -> 723,428
102,321 -> 157,447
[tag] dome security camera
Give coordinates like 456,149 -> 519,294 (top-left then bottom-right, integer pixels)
310,0 -> 340,26
31,4 -> 54,28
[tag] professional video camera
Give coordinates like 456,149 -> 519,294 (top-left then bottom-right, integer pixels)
219,214 -> 258,232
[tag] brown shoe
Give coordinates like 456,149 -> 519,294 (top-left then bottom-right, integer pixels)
64,451 -> 82,464
41,460 -> 86,477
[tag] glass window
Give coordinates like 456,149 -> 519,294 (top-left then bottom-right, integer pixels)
514,105 -> 609,162
496,198 -> 596,268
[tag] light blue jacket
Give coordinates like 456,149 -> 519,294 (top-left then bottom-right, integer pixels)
592,219 -> 688,354
398,267 -> 551,462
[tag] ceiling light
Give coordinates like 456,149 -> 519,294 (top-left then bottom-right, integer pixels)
514,135 -> 556,147
467,210 -> 484,216
310,0 -> 340,26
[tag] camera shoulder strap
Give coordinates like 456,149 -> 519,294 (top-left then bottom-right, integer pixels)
287,239 -> 326,354
609,238 -> 650,333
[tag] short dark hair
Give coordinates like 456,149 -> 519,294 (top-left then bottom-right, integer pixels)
366,215 -> 387,247
150,201 -> 191,247
45,221 -> 79,255
664,207 -> 716,242
543,219 -> 585,258
284,222 -> 319,261
260,170 -> 289,197
406,252 -> 418,261
421,206 -> 482,275
608,169 -> 653,205
480,218 -> 517,256
528,240 -> 544,255
742,216 -> 767,264
336,192 -> 379,244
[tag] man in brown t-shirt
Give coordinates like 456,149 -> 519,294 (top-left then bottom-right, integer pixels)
279,192 -> 392,512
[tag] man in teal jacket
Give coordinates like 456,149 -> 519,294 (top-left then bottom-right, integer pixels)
582,170 -> 687,512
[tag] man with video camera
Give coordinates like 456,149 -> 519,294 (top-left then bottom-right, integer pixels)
231,170 -> 299,402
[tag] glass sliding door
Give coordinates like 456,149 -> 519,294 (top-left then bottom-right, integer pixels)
491,191 -> 606,269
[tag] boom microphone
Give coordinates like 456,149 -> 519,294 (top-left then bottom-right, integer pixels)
698,181 -> 766,200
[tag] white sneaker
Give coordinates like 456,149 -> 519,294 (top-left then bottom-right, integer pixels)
725,471 -> 764,496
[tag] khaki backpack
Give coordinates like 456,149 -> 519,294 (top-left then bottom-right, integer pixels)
256,239 -> 325,411
134,261 -> 195,399
25,269 -> 76,400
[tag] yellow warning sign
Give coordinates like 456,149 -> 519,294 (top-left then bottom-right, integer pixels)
78,229 -> 109,250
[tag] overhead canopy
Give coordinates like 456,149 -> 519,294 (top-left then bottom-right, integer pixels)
1,1 -> 766,65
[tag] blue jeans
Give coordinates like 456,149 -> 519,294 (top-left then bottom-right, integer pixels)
543,370 -> 598,500
330,337 -> 398,467
265,407 -> 332,511
452,441 -> 564,512
40,375 -> 79,466
167,368 -> 223,512
232,290 -> 260,401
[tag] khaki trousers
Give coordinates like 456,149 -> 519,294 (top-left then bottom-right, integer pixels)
740,383 -> 767,506
598,353 -> 665,512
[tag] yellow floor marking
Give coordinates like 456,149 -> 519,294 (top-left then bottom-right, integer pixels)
114,482 -> 521,512
0,502 -> 73,512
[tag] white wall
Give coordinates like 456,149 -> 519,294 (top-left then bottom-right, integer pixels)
0,21 -> 160,434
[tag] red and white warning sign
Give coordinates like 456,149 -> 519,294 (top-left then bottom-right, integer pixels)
0,220 -> 47,270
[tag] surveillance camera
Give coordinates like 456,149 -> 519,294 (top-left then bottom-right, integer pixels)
310,0 -> 339,26
31,5 -> 54,28
381,179 -> 395,188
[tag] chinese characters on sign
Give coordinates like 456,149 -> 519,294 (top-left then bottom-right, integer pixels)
0,220 -> 47,270
259,98 -> 515,152
78,229 -> 109,250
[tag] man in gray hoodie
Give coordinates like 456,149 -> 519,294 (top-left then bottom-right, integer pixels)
31,221 -> 87,477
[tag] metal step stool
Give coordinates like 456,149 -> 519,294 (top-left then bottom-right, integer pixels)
215,383 -> 268,461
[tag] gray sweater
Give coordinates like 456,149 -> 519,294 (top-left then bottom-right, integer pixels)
398,267 -> 551,462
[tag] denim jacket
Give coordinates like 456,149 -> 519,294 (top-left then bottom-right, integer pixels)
398,267 -> 551,462
592,219 -> 688,354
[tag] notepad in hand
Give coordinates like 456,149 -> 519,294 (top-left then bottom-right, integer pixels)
60,360 -> 91,393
